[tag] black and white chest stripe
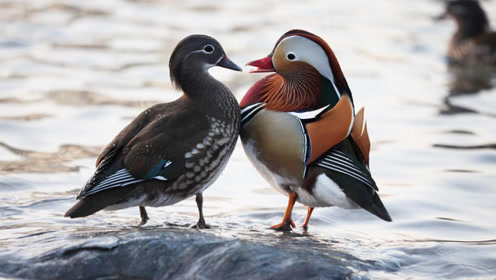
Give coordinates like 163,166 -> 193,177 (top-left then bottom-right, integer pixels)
240,102 -> 266,126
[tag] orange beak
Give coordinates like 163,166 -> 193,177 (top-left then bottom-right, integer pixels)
245,56 -> 275,73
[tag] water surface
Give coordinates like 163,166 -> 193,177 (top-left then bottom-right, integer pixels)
1,0 -> 495,279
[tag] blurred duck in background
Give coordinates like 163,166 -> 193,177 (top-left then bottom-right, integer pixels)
437,0 -> 496,66
437,0 -> 496,97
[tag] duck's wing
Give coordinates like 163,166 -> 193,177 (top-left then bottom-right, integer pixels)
78,102 -> 212,198
303,93 -> 354,165
313,138 -> 391,222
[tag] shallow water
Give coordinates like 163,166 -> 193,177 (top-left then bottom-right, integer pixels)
1,0 -> 496,279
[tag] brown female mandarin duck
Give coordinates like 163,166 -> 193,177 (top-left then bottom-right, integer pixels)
438,0 -> 496,66
65,35 -> 241,228
240,29 -> 392,231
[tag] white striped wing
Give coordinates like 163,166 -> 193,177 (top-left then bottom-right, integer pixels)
316,148 -> 377,192
80,168 -> 145,197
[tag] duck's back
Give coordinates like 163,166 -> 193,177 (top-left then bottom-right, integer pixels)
449,32 -> 496,65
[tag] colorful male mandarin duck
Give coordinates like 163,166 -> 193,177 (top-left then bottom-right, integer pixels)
437,0 -> 496,66
65,35 -> 241,228
240,29 -> 392,231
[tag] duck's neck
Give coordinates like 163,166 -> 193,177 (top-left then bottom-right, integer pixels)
180,66 -> 238,119
242,71 -> 342,113
258,66 -> 325,112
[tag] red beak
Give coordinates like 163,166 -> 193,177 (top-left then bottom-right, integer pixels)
246,56 -> 275,73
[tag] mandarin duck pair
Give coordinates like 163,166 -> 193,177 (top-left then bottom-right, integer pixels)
65,30 -> 392,231
437,0 -> 496,66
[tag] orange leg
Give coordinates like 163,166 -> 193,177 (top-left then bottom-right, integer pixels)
301,207 -> 314,230
271,192 -> 297,231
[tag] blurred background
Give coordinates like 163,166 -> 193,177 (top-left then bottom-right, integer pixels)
1,0 -> 495,278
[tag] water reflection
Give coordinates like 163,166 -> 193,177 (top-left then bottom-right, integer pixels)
447,63 -> 496,95
433,143 -> 496,150
441,63 -> 496,115
0,142 -> 101,174
0,90 -> 160,109
1,0 -> 496,278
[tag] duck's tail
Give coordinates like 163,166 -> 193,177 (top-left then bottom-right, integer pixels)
64,186 -> 135,218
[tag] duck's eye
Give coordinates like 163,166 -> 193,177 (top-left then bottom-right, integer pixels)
203,45 -> 214,53
287,53 -> 296,60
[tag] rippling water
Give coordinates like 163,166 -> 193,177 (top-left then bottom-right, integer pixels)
1,0 -> 495,279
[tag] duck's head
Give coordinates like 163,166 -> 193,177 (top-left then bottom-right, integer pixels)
247,29 -> 350,98
243,30 -> 352,110
437,0 -> 489,33
169,35 -> 241,90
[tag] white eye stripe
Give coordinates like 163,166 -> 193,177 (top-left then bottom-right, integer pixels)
190,44 -> 216,55
275,35 -> 341,99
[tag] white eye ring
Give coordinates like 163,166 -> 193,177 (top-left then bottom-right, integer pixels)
287,52 -> 296,60
203,44 -> 215,54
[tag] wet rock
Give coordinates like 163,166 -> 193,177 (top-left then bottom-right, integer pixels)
0,229 -> 371,280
